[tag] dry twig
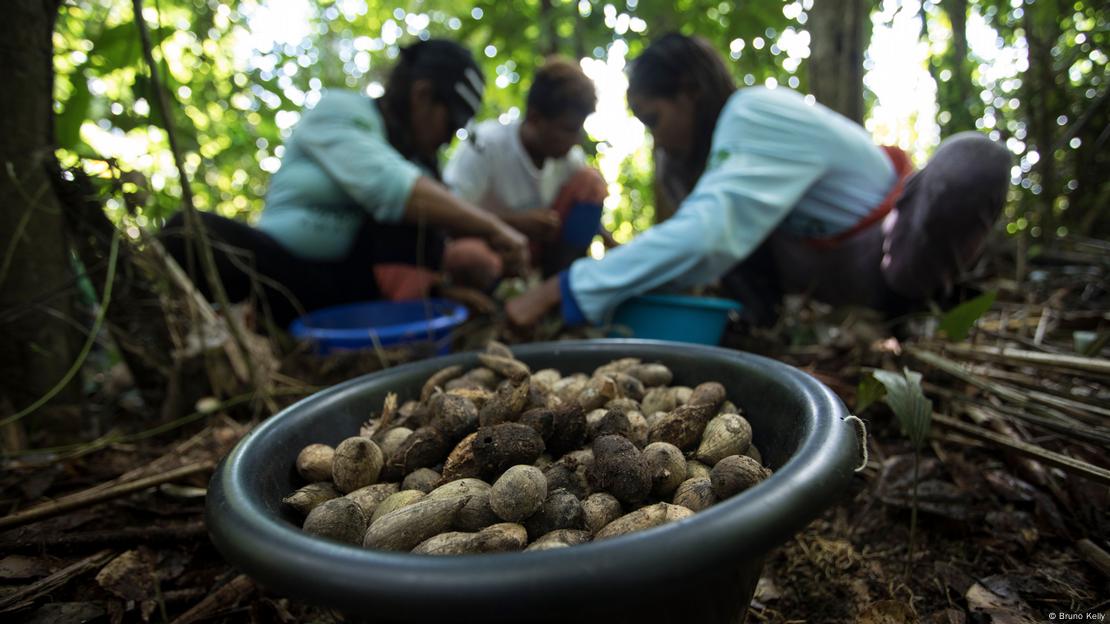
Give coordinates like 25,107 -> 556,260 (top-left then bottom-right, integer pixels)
0,521 -> 206,551
0,549 -> 115,613
0,462 -> 213,531
932,413 -> 1110,486
170,574 -> 255,624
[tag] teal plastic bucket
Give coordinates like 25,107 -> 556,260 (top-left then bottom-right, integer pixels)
288,299 -> 468,355
610,294 -> 742,345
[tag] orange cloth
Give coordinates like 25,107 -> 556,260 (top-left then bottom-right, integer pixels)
372,265 -> 442,301
807,146 -> 915,250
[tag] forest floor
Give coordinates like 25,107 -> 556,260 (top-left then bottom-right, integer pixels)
1,236 -> 1107,623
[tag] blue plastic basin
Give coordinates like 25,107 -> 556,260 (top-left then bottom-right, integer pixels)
288,299 -> 468,355
611,294 -> 742,345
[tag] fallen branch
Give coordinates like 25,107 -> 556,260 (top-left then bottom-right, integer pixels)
1076,539 -> 1110,578
931,413 -> 1110,486
0,549 -> 114,613
0,520 -> 206,551
0,461 -> 213,531
170,574 -> 255,624
108,418 -> 246,486
986,402 -> 1110,446
962,405 -> 1072,506
924,383 -> 1110,447
941,339 -> 1110,373
910,347 -> 1110,427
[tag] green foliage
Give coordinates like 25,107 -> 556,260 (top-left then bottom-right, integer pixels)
51,0 -> 805,235
931,0 -> 1108,238
937,290 -> 997,341
855,373 -> 887,414
50,0 -> 1105,242
872,368 -> 933,451
869,365 -> 934,570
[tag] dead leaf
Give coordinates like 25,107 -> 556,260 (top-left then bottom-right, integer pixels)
850,578 -> 873,605
106,599 -> 125,624
881,479 -> 975,521
140,599 -> 159,622
966,578 -> 1039,623
983,470 -> 1037,503
858,599 -> 918,623
95,549 -> 158,602
0,555 -> 53,580
1030,490 -> 1069,537
933,562 -> 975,595
250,597 -> 299,623
986,510 -> 1039,551
23,602 -> 107,624
155,548 -> 193,583
880,455 -> 942,493
928,607 -> 967,624
754,576 -> 782,602
17,464 -> 62,500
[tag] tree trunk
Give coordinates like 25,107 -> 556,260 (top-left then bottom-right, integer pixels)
539,0 -> 560,56
807,0 -> 870,123
0,1 -> 80,434
1023,0 -> 1060,233
935,0 -> 977,135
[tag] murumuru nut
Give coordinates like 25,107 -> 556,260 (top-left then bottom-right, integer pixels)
490,465 -> 547,522
332,437 -> 384,493
710,454 -> 771,499
296,444 -> 335,482
696,413 -> 753,466
303,497 -> 367,545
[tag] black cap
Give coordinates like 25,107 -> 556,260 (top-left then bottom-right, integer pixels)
448,66 -> 484,131
396,40 -> 486,133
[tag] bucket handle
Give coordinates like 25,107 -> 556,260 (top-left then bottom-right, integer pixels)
843,415 -> 869,472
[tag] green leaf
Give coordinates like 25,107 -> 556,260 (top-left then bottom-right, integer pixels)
938,291 -> 997,342
56,74 -> 91,150
90,23 -> 173,73
90,22 -> 141,71
872,368 -> 933,451
855,374 -> 886,414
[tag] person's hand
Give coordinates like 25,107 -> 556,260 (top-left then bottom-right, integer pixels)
486,218 -> 530,277
508,208 -> 561,242
442,238 -> 502,292
506,276 -> 561,328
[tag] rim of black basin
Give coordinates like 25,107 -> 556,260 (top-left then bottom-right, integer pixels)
206,339 -> 860,618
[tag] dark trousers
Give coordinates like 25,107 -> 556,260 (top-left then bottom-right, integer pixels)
161,212 -> 444,328
723,132 -> 1012,324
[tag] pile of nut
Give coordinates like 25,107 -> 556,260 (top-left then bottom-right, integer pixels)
283,342 -> 771,554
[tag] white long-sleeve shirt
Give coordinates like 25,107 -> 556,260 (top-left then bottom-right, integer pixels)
563,86 -> 897,324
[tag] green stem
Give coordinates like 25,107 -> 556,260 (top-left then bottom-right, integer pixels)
1,233 -> 120,427
908,450 -> 919,573
131,0 -> 258,391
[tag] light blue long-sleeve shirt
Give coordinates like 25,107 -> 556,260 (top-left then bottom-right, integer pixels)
565,87 -> 897,324
257,91 -> 421,261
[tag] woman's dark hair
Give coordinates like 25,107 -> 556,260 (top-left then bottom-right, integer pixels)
628,33 -> 736,200
379,39 -> 485,175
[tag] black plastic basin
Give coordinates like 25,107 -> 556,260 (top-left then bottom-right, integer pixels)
206,339 -> 862,624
